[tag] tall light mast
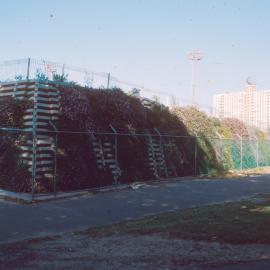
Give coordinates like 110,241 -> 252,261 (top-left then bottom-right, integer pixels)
188,49 -> 203,104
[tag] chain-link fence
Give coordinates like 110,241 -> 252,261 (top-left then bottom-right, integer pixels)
0,58 -> 172,106
54,131 -> 197,193
1,127 -> 270,195
51,132 -> 270,194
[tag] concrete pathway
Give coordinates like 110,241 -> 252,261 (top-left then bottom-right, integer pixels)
1,175 -> 270,244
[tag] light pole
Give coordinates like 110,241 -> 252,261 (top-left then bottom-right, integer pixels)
188,49 -> 203,104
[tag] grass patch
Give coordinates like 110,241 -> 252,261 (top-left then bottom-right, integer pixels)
82,197 -> 270,244
232,167 -> 269,175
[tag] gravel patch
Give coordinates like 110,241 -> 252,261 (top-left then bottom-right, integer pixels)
1,233 -> 270,270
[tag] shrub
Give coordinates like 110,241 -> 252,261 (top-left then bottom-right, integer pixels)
0,97 -> 32,192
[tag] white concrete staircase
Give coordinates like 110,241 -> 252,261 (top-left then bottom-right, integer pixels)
0,80 -> 60,182
91,134 -> 121,183
147,135 -> 168,178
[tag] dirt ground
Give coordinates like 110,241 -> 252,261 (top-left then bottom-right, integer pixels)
1,232 -> 270,270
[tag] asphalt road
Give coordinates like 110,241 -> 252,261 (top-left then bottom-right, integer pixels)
203,260 -> 270,270
1,175 -> 270,244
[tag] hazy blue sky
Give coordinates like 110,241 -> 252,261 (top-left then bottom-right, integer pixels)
1,0 -> 269,108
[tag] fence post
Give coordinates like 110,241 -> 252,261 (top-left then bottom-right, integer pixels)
26,58 -> 31,81
256,138 -> 259,168
61,64 -> 65,77
31,84 -> 38,200
107,72 -> 111,89
220,138 -> 223,164
240,136 -> 243,170
216,132 -> 224,169
31,133 -> 37,199
49,121 -> 58,196
194,136 -> 197,176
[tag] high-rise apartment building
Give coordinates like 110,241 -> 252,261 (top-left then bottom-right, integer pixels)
213,84 -> 270,130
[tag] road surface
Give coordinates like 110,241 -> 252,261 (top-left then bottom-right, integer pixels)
1,174 -> 270,244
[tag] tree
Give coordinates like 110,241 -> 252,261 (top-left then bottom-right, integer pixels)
53,73 -> 69,82
14,74 -> 24,81
35,69 -> 48,82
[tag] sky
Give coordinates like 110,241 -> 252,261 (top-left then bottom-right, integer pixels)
1,0 -> 270,109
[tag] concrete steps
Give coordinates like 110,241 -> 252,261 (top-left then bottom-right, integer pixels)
91,135 -> 121,183
0,81 -> 59,181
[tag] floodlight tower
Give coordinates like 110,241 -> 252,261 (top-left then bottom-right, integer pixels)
188,49 -> 203,104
